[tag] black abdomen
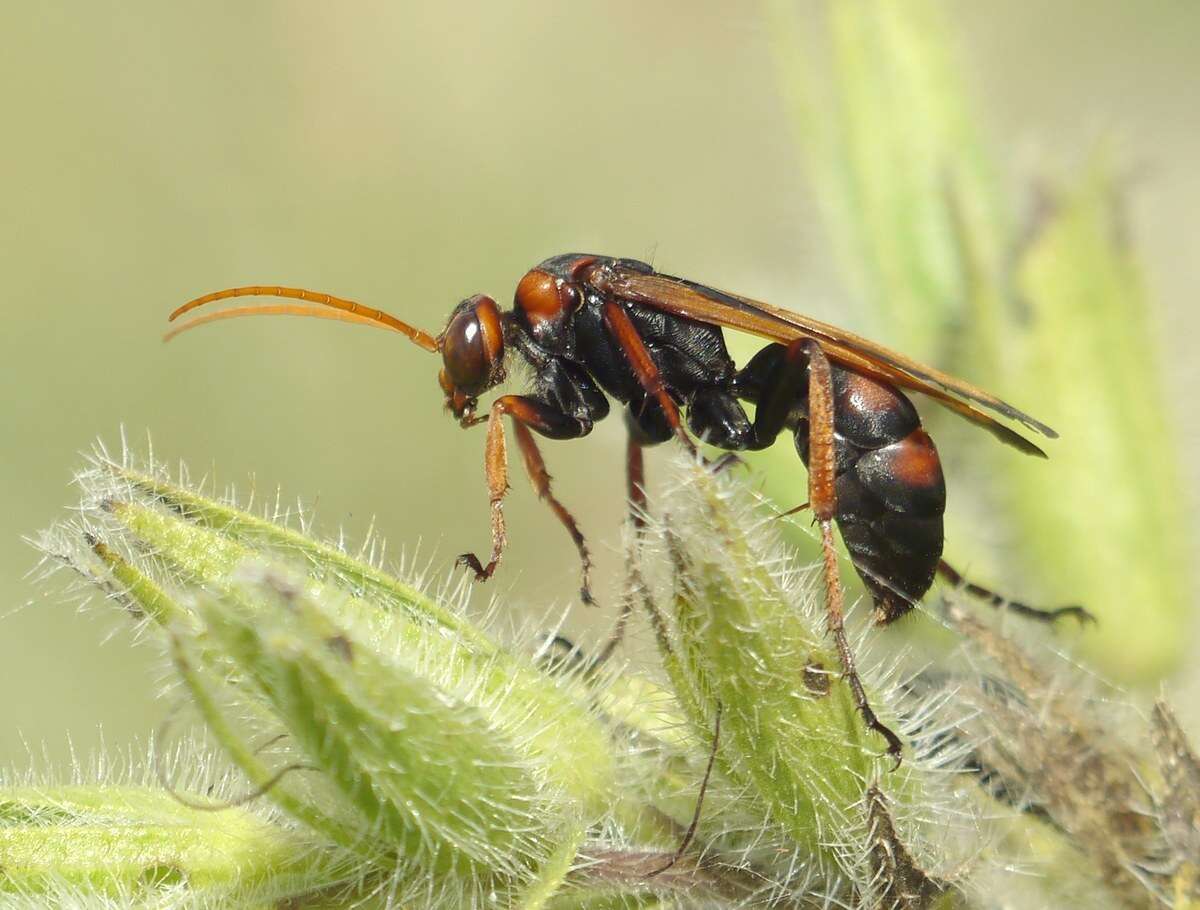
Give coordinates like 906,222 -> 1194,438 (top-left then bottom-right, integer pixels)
831,426 -> 946,623
813,368 -> 946,623
738,345 -> 947,623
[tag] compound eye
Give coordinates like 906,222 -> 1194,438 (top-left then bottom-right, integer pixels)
442,310 -> 489,394
440,295 -> 504,397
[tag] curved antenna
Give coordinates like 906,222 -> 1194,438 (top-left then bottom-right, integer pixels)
170,286 -> 439,352
164,303 -> 389,343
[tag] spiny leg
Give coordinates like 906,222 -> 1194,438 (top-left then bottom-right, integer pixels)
937,559 -> 1094,626
748,340 -> 900,755
803,339 -> 903,763
627,430 -> 649,534
602,383 -> 741,663
817,522 -> 902,764
512,420 -> 595,605
455,402 -> 509,583
594,299 -> 696,662
775,501 -> 810,520
457,395 -> 595,604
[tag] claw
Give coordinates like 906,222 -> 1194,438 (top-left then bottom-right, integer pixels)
1049,604 -> 1097,626
705,452 -> 745,474
456,552 -> 496,583
876,723 -> 904,772
860,705 -> 904,770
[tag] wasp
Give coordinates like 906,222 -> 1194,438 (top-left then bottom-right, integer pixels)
168,253 -> 1088,757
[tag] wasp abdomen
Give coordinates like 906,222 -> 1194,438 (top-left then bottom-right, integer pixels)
762,358 -> 946,623
831,426 -> 946,624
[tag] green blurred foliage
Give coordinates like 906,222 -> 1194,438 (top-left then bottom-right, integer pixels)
1001,162 -> 1190,680
2,0 -> 1198,770
766,0 -> 1193,681
767,0 -> 1005,361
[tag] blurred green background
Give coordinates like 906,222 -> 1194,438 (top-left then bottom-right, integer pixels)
2,1 -> 1197,770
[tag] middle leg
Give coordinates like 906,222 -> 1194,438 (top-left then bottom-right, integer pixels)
593,429 -> 649,666
601,301 -> 697,457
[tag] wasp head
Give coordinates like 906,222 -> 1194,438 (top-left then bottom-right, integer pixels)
437,294 -> 507,421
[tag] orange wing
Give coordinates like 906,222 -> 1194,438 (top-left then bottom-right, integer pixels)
590,262 -> 1054,458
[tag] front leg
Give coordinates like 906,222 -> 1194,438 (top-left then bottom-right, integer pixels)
456,394 -> 597,604
803,339 -> 904,763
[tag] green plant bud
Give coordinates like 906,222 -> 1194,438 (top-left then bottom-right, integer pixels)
0,775 -> 352,905
41,451 -> 631,905
100,458 -> 492,649
33,445 -> 994,907
191,567 -> 576,881
639,461 -> 968,900
81,455 -> 620,819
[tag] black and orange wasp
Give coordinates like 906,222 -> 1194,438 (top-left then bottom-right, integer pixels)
168,253 -> 1088,757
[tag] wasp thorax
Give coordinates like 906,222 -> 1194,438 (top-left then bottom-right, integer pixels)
514,268 -> 579,347
438,295 -> 505,412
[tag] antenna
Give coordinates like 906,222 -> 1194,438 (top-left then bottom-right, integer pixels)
169,285 -> 439,352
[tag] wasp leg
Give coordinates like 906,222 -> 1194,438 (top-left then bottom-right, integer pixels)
747,340 -> 810,449
593,429 -> 649,667
626,429 -> 649,532
457,395 -> 596,605
803,339 -> 904,765
646,702 -> 723,878
685,387 -> 753,452
937,559 -> 1094,625
736,341 -> 814,515
601,301 -> 697,457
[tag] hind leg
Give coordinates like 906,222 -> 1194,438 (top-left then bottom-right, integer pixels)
937,560 -> 1094,625
802,340 -> 903,762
